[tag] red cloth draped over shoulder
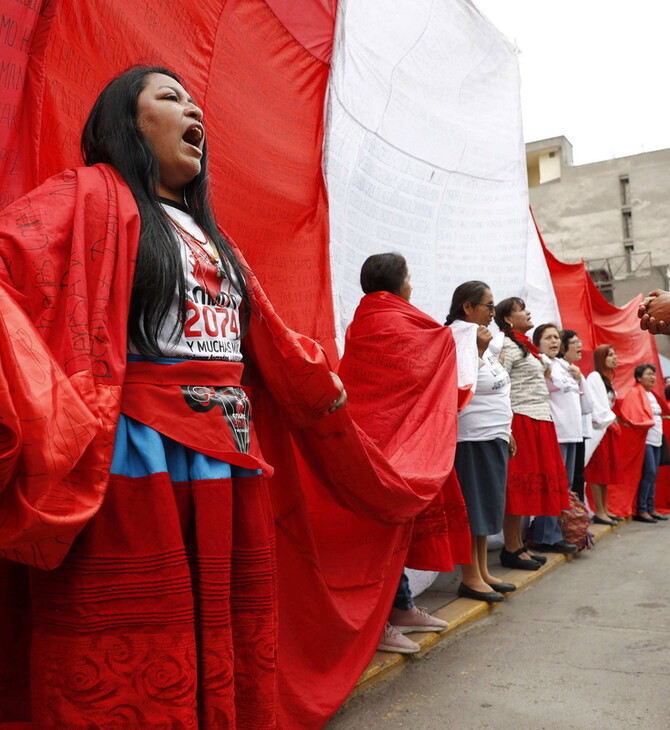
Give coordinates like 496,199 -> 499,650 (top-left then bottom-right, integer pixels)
0,165 -> 138,569
338,292 -> 471,571
608,384 -> 670,516
0,167 -> 449,728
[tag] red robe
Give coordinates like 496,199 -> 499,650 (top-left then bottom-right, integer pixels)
338,291 -> 471,573
0,166 -> 451,728
609,383 -> 670,516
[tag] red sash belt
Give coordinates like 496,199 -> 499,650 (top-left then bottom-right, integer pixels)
121,359 -> 272,474
123,359 -> 244,386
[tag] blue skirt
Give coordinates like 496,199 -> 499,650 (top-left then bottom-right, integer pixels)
454,439 -> 508,536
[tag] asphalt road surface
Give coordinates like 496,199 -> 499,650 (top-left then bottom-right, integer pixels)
327,521 -> 670,730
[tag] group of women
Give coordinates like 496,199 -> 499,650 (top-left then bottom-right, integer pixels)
0,64 -> 667,727
340,256 -> 669,656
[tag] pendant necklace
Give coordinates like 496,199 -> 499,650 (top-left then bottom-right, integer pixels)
167,215 -> 226,280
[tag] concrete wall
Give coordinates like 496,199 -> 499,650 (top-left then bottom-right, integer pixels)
528,145 -> 670,358
530,148 -> 670,266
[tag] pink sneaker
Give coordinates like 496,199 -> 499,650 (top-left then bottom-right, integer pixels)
377,622 -> 421,654
388,605 -> 449,634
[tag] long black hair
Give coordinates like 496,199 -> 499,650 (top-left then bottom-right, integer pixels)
494,296 -> 530,357
444,280 -> 490,325
81,65 -> 250,356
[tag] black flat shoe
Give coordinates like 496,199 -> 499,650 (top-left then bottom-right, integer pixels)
532,539 -> 578,555
593,516 -> 616,526
500,547 -> 541,571
487,581 -> 516,593
633,515 -> 657,523
457,583 -> 505,603
523,547 -> 547,565
608,515 -> 624,522
650,513 -> 669,521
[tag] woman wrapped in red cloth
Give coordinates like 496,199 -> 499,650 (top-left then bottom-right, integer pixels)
619,364 -> 670,523
0,66 -> 349,728
338,253 -> 471,654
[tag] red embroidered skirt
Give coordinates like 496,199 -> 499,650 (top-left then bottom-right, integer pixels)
23,414 -> 277,729
585,423 -> 622,485
506,414 -> 569,516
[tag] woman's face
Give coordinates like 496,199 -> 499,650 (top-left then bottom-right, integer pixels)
399,271 -> 412,302
538,327 -> 561,359
638,367 -> 656,391
136,73 -> 205,201
604,348 -> 617,370
564,334 -> 582,363
465,288 -> 494,326
505,303 -> 533,333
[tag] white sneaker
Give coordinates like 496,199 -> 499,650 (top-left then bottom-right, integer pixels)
388,605 -> 449,634
377,622 -> 421,654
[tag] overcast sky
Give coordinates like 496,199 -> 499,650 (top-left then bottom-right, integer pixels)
473,1 -> 670,165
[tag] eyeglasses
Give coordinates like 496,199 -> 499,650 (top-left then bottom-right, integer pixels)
475,302 -> 495,311
569,339 -> 582,346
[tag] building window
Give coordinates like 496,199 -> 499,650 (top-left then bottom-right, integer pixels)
622,210 -> 633,240
620,175 -> 630,206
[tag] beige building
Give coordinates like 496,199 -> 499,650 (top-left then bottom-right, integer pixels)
528,137 -> 670,301
527,137 -> 670,356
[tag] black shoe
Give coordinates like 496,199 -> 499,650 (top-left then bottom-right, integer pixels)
608,515 -> 624,522
487,581 -> 516,593
533,539 -> 578,555
457,583 -> 505,603
523,547 -> 548,565
593,516 -> 616,526
633,514 -> 658,523
500,547 -> 541,571
650,513 -> 669,521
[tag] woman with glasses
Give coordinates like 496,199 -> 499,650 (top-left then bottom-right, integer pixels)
559,330 -> 592,501
446,282 -> 516,601
527,323 -> 585,553
494,300 -> 568,569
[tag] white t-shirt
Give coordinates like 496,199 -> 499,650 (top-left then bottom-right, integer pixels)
128,204 -> 243,361
457,346 -> 512,442
546,357 -> 583,443
646,391 -> 663,447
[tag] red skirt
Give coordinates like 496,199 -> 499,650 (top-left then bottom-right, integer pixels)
7,418 -> 277,729
506,414 -> 569,516
585,423 -> 621,485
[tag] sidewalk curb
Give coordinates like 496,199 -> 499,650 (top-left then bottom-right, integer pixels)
351,520 -> 625,697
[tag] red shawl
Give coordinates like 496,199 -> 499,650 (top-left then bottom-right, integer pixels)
608,383 -> 670,516
0,166 -> 450,728
338,292 -> 471,571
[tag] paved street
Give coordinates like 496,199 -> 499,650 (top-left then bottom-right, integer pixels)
327,521 -> 670,729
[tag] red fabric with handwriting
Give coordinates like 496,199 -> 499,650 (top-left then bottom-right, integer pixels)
0,165 -> 137,568
338,292 -> 471,571
0,0 -> 339,357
